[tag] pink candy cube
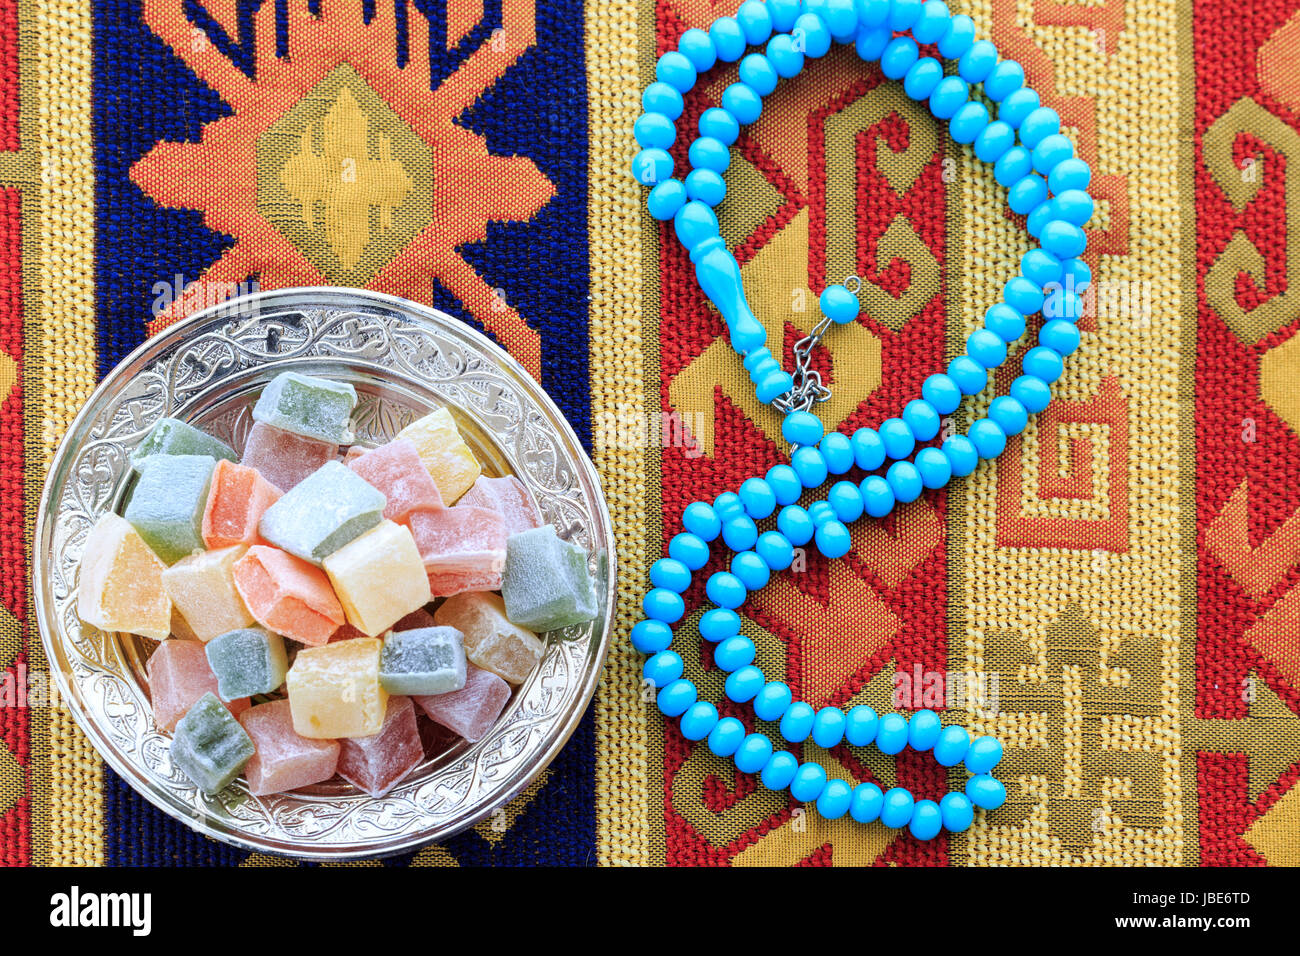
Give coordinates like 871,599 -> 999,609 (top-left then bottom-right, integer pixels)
458,475 -> 543,536
239,699 -> 340,796
427,567 -> 504,598
347,438 -> 443,524
336,695 -> 424,798
147,640 -> 249,732
241,421 -> 338,492
414,664 -> 511,743
408,506 -> 506,588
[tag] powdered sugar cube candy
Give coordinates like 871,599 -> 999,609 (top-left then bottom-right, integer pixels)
415,665 -> 512,742
77,513 -> 172,640
323,520 -> 431,637
132,416 -> 236,468
394,607 -> 436,631
409,505 -> 506,585
459,475 -> 542,536
241,421 -> 337,492
252,371 -> 357,444
434,591 -> 543,685
395,406 -> 481,503
232,545 -> 345,645
342,444 -> 370,466
161,545 -> 254,642
286,638 -> 388,738
239,699 -> 340,796
336,695 -> 424,797
427,567 -> 504,598
380,626 -> 466,695
501,525 -> 598,631
147,639 -> 249,732
202,459 -> 282,548
124,454 -> 216,564
170,692 -> 256,794
206,627 -> 289,700
347,438 -> 443,523
258,460 -> 386,564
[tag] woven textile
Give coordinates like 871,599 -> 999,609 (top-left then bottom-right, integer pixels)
1,0 -> 1298,866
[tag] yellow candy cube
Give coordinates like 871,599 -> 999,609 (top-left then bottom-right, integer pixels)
161,545 -> 254,642
286,638 -> 388,739
78,513 -> 172,640
395,406 -> 481,503
434,591 -> 544,685
323,520 -> 432,637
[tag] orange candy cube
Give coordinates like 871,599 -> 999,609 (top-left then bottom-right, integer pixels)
232,545 -> 345,645
202,459 -> 282,549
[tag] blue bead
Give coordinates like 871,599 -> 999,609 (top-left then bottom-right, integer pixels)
940,792 -> 975,832
1008,173 -> 1047,215
886,460 -> 923,504
700,607 -> 741,642
656,51 -> 697,92
1032,132 -> 1073,175
734,732 -> 774,773
851,427 -> 887,470
958,39 -> 998,83
902,398 -> 941,441
1020,248 -> 1062,288
755,530 -> 795,570
706,571 -> 747,609
947,355 -> 987,395
630,619 -> 673,654
966,773 -> 1007,810
815,520 -> 852,558
1053,188 -> 1094,226
808,501 -> 836,526
698,106 -> 740,145
793,12 -> 832,57
673,200 -> 719,250
968,417 -> 1007,458
812,707 -> 846,748
685,168 -> 727,206
679,700 -> 718,740
845,704 -> 879,745
937,13 -> 975,58
922,373 -> 962,415
714,634 -> 756,672
856,0 -> 890,29
967,328 -> 1008,369
779,701 -> 816,742
715,492 -> 745,519
738,477 -> 777,519
1010,374 -> 1052,413
855,25 -> 891,62
1004,276 -> 1044,316
928,76 -> 968,120
646,178 -> 687,220
1019,106 -> 1061,149
828,480 -> 865,523
782,410 -> 825,446
974,119 -> 1016,163
915,447 -> 952,489
790,761 -> 829,802
767,33 -> 805,79
998,86 -> 1040,129
1023,345 -> 1065,383
739,53 -> 779,95
737,0 -> 775,44
721,82 -> 763,124
678,27 -> 717,72
1060,256 -> 1092,293
791,446 -> 829,488
988,395 -> 1029,436
985,303 -> 1026,343
1041,220 -> 1087,259
880,786 -> 915,828
817,778 -> 853,819
819,284 -> 860,323
777,505 -> 815,546
682,500 -> 721,541
753,681 -> 793,721
993,145 -> 1033,187
880,36 -> 919,80
708,716 -> 748,757
908,709 -> 943,750
1040,319 -> 1080,356
1025,198 -> 1057,239
766,464 -> 803,505
942,434 -> 979,478
903,57 -> 943,101
965,735 -> 1004,774
635,112 -> 676,150
688,135 -> 730,173
769,0 -> 802,31
909,799 -> 943,840
721,515 -> 758,552
730,551 -> 770,590
860,475 -> 895,518
760,750 -> 799,789
820,432 -> 854,474
650,557 -> 692,593
669,531 -> 710,570
1049,157 -> 1092,194
950,101 -> 989,144
643,587 -> 685,623
933,725 -> 970,766
632,147 -> 673,186
657,678 -> 697,717
820,0 -> 860,40
725,665 -> 766,703
879,417 -> 916,460
876,713 -> 909,754
912,0 -> 951,44
708,16 -> 747,62
983,59 -> 1025,102
642,81 -> 684,119
850,782 -> 885,823
889,0 -> 923,30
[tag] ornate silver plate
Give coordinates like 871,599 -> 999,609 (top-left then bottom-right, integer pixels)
34,288 -> 615,860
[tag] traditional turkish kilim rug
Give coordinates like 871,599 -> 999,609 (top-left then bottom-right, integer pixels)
1,0 -> 1298,866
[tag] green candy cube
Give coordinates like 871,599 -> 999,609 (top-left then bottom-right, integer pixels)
124,454 -> 217,564
380,626 -> 467,695
252,371 -> 357,444
131,417 -> 236,469
501,525 -> 599,632
257,460 -> 386,564
170,692 -> 256,794
205,627 -> 289,700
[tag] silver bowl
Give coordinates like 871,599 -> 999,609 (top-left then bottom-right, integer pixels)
33,288 -> 615,860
